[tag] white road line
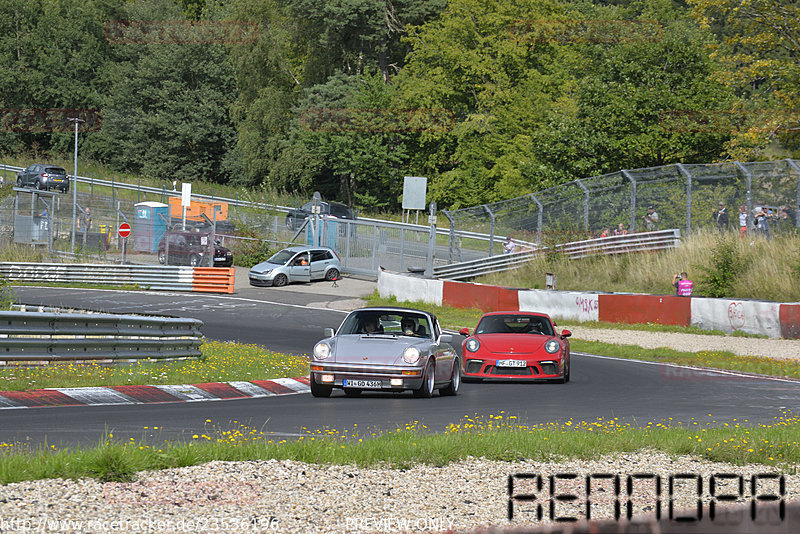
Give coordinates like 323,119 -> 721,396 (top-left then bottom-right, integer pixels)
573,352 -> 800,384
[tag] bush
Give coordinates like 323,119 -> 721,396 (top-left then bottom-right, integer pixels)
695,238 -> 744,297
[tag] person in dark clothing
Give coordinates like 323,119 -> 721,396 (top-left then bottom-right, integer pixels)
712,202 -> 729,234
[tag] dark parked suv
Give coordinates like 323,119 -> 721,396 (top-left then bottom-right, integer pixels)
285,200 -> 355,230
157,231 -> 233,267
17,164 -> 69,193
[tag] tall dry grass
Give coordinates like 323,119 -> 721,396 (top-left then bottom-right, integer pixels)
477,229 -> 800,302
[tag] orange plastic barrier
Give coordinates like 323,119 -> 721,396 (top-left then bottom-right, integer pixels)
779,304 -> 800,339
598,294 -> 690,326
442,280 -> 519,312
192,267 -> 235,294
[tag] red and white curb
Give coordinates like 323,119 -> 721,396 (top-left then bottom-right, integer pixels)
0,377 -> 310,409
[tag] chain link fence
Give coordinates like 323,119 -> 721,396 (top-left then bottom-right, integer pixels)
443,160 -> 800,247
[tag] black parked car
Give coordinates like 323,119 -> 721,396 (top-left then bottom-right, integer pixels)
157,231 -> 233,267
285,200 -> 355,230
17,164 -> 69,193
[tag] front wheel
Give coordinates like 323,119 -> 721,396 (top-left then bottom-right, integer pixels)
189,254 -> 201,267
35,180 -> 43,190
564,358 -> 570,383
158,251 -> 166,265
412,360 -> 435,398
16,177 -> 22,187
272,273 -> 288,287
325,268 -> 340,281
310,379 -> 332,398
440,358 -> 461,396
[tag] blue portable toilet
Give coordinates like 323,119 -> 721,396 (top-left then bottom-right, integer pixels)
133,201 -> 169,252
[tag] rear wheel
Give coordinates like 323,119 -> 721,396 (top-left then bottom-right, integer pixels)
343,388 -> 362,397
16,177 -> 22,187
310,379 -> 332,398
412,360 -> 435,398
158,251 -> 166,264
272,273 -> 288,287
35,180 -> 43,190
325,268 -> 340,281
440,358 -> 461,396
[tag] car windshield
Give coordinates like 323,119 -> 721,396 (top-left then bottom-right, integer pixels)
475,315 -> 553,336
329,205 -> 350,218
267,249 -> 296,265
339,311 -> 432,338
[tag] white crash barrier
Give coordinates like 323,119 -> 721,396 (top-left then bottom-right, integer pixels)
518,290 -> 601,322
691,298 -> 782,338
378,271 -> 443,306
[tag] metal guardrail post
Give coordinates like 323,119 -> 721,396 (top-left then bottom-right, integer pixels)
676,163 -> 692,235
483,204 -> 496,256
576,179 -> 589,232
622,170 -> 636,232
788,159 -> 800,228
399,227 -> 405,272
734,161 -> 752,221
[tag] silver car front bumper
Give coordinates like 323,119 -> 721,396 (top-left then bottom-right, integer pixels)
310,361 -> 424,389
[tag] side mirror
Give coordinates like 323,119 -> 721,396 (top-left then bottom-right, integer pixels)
459,327 -> 470,336
324,327 -> 335,338
439,334 -> 453,343
561,329 -> 572,338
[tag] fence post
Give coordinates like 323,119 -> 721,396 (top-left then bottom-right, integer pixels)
483,204 -> 496,256
734,161 -> 752,222
576,178 -> 589,233
529,194 -> 543,245
622,170 -> 636,232
442,209 -> 456,264
787,159 -> 800,228
399,227 -> 405,272
676,163 -> 692,236
425,202 -> 437,278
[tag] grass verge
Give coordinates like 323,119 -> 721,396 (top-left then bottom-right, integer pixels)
0,341 -> 309,391
1,413 -> 798,483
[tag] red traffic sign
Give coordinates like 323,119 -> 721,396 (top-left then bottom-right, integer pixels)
118,222 -> 131,238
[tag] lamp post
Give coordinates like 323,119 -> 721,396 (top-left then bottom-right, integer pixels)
68,117 -> 84,253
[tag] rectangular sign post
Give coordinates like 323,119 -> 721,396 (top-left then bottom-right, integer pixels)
402,176 -> 427,224
181,182 -> 191,230
118,222 -> 131,264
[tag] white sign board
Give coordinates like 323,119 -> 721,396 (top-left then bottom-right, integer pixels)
402,176 -> 427,211
181,183 -> 192,207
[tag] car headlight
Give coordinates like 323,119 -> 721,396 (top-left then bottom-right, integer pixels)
465,338 -> 481,352
402,347 -> 420,364
545,340 -> 560,354
313,342 -> 331,360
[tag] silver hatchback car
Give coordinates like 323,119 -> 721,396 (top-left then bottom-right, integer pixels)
249,246 -> 341,287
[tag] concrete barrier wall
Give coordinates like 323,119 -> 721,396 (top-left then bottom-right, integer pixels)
442,280 -> 519,312
599,294 -> 691,326
378,271 -> 794,338
518,290 -> 600,322
378,271 -> 443,306
691,298 -> 782,338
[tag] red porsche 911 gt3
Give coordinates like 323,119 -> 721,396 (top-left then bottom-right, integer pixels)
459,311 -> 571,383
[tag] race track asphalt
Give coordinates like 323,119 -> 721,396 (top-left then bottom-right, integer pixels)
2,286 -> 799,447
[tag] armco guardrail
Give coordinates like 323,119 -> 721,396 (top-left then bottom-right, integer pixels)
0,263 -> 235,293
433,229 -> 681,280
0,311 -> 203,362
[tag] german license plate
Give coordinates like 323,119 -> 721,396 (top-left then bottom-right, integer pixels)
343,379 -> 381,388
214,257 -> 226,261
496,359 -> 526,367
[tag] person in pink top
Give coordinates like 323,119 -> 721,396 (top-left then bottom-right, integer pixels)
672,271 -> 693,296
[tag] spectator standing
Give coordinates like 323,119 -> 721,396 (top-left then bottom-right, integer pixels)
613,223 -> 627,236
672,272 -> 693,296
503,236 -> 516,254
78,207 -> 92,231
753,207 -> 771,239
713,202 -> 729,234
642,205 -> 659,231
600,228 -> 610,238
738,205 -> 748,238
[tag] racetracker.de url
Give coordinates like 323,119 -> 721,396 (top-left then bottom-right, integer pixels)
0,515 -> 279,532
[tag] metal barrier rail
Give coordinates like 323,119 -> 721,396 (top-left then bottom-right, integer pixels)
0,262 -> 194,291
433,229 -> 681,280
0,311 -> 203,362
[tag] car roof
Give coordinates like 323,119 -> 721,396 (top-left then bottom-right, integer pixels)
479,311 -> 553,321
281,245 -> 335,253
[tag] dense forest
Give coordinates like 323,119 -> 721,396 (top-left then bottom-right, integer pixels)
1,0 -> 798,210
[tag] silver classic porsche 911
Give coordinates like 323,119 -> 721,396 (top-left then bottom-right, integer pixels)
309,307 -> 460,398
